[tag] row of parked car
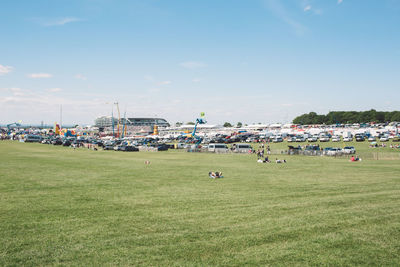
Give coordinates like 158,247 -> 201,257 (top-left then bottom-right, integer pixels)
288,145 -> 356,156
323,146 -> 356,156
270,133 -> 395,143
33,136 -> 172,152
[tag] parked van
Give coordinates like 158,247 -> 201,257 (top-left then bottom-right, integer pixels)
208,143 -> 229,153
232,143 -> 252,153
24,134 -> 42,143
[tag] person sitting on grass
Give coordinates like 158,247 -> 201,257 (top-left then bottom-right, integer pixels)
263,156 -> 270,163
350,155 -> 361,162
209,171 -> 223,179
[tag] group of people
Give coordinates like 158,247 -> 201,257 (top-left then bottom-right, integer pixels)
370,143 -> 387,148
369,143 -> 400,149
256,144 -> 271,159
257,156 -> 286,164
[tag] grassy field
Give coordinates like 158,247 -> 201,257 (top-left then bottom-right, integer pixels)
1,141 -> 400,266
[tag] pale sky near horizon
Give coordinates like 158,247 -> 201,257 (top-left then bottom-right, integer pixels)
1,0 -> 399,125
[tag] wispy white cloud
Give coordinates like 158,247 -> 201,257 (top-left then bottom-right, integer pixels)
192,78 -> 201,83
35,17 -> 83,26
0,64 -> 13,75
0,87 -> 22,94
148,88 -> 160,93
0,87 -> 107,124
74,74 -> 87,80
144,75 -> 154,81
47,88 -> 62,93
27,73 -> 53,78
304,5 -> 311,12
338,0 -> 343,4
180,61 -> 207,69
158,80 -> 172,85
264,0 -> 308,36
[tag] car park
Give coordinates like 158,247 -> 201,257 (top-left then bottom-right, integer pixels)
343,136 -> 352,142
331,136 -> 341,142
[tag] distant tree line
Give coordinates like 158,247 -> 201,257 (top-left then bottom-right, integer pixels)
292,110 -> 400,125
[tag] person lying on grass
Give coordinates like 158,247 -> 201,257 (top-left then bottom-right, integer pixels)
209,171 -> 223,179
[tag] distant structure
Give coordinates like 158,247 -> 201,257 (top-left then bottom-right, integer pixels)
95,116 -> 169,128
95,116 -> 170,136
94,116 -> 118,127
124,118 -> 170,127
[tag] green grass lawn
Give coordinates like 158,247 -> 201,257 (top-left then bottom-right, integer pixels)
1,141 -> 400,266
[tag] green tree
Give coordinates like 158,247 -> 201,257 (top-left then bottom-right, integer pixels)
391,111 -> 400,122
236,122 -> 243,128
293,110 -> 400,124
223,122 -> 233,127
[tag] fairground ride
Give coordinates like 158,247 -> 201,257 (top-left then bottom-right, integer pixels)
189,113 -> 207,145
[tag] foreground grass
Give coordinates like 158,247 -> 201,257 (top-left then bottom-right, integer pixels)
1,141 -> 400,266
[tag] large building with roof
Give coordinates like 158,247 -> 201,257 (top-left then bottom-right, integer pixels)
95,116 -> 169,128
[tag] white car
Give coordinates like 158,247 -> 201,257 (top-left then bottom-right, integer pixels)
272,137 -> 283,143
343,137 -> 352,142
324,148 -> 343,156
332,136 -> 341,142
343,146 -> 356,154
368,136 -> 376,142
380,136 -> 389,142
307,136 -> 318,142
320,136 -> 330,142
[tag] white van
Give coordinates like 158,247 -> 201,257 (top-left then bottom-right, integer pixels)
208,143 -> 229,153
233,143 -> 253,153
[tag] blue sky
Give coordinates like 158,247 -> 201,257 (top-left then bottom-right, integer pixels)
1,0 -> 399,125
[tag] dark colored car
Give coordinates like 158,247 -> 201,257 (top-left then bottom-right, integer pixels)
103,144 -> 115,150
150,143 -> 169,151
62,140 -> 71,146
52,139 -> 63,145
355,134 -> 365,142
121,145 -> 139,152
